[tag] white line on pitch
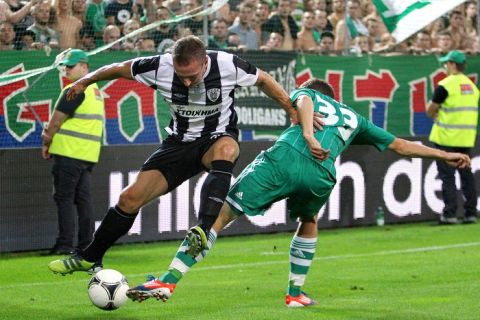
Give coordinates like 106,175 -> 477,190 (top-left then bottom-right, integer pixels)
1,241 -> 479,289
195,241 -> 480,271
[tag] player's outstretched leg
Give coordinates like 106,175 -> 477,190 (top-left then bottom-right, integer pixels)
185,225 -> 208,256
125,275 -> 177,302
48,253 -> 103,275
192,160 -> 234,256
48,206 -> 137,275
285,233 -> 318,307
127,229 -> 218,303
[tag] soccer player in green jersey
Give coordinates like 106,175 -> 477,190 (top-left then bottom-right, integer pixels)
126,78 -> 471,307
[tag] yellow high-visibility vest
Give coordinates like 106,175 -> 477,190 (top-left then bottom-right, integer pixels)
429,74 -> 479,147
49,83 -> 104,163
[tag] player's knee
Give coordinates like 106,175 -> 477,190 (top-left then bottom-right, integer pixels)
118,189 -> 142,213
300,216 -> 317,224
217,144 -> 238,162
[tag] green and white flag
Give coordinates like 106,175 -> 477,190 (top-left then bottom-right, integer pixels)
373,0 -> 467,43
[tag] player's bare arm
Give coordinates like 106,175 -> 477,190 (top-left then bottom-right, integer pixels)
296,95 -> 330,161
388,138 -> 470,168
67,61 -> 134,101
255,69 -> 298,124
255,70 -> 324,129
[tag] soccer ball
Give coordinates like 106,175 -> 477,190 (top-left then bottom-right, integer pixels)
88,269 -> 129,310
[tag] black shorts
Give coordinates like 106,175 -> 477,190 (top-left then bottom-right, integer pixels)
141,131 -> 239,192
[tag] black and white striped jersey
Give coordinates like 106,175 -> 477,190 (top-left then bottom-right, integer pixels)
130,50 -> 259,142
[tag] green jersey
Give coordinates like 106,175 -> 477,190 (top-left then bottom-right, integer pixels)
277,88 -> 396,178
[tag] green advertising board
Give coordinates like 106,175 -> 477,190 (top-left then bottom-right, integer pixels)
1,51 -> 479,149
0,50 -> 295,148
296,54 -> 480,137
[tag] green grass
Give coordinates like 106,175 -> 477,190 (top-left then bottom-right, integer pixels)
1,222 -> 479,320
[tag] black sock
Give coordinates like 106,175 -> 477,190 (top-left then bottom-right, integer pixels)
198,160 -> 234,232
81,206 -> 137,262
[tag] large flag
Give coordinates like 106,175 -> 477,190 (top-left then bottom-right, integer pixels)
372,0 -> 467,43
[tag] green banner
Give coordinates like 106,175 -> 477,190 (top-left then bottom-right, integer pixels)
3,51 -> 479,148
295,54 -> 480,136
0,50 -> 295,148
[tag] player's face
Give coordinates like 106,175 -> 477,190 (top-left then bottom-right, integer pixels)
174,57 -> 207,88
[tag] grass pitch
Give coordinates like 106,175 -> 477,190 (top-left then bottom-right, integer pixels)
0,222 -> 479,320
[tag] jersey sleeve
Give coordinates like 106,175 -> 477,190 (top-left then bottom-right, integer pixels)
131,55 -> 161,88
352,117 -> 396,151
290,88 -> 316,108
431,85 -> 448,104
233,55 -> 259,87
55,88 -> 85,116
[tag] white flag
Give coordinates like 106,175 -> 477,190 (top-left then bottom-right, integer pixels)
373,0 -> 467,43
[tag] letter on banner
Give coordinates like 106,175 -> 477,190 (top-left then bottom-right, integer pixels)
383,158 -> 421,217
329,157 -> 365,220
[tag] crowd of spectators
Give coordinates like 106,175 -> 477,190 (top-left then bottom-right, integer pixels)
0,0 -> 478,55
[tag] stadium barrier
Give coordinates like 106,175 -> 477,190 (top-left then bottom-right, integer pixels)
2,138 -> 479,252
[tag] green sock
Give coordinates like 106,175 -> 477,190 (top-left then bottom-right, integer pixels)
160,268 -> 183,284
288,235 -> 317,296
288,281 -> 301,297
160,229 -> 218,284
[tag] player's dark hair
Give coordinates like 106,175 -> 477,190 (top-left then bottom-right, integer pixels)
299,78 -> 335,99
171,35 -> 206,65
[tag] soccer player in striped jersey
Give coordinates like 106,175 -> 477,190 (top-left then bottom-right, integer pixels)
126,78 -> 470,306
48,35 -> 300,275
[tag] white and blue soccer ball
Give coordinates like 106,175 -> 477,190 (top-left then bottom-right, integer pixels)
88,269 -> 129,310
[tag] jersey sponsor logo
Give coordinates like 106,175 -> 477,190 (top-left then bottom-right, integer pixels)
173,103 -> 221,118
176,108 -> 220,117
460,84 -> 474,95
207,88 -> 221,102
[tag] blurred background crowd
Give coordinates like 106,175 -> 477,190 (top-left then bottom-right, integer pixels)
0,0 -> 478,55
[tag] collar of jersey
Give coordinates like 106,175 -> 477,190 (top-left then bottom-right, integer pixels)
203,55 -> 211,80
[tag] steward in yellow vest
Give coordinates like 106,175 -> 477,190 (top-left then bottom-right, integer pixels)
41,49 -> 105,254
47,82 -> 104,162
426,50 -> 479,225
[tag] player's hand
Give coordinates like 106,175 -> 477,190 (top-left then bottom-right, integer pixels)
313,112 -> 325,131
305,135 -> 330,161
66,79 -> 88,101
445,153 -> 470,169
42,145 -> 52,160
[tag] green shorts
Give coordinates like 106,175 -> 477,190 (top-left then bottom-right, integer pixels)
226,142 -> 336,220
